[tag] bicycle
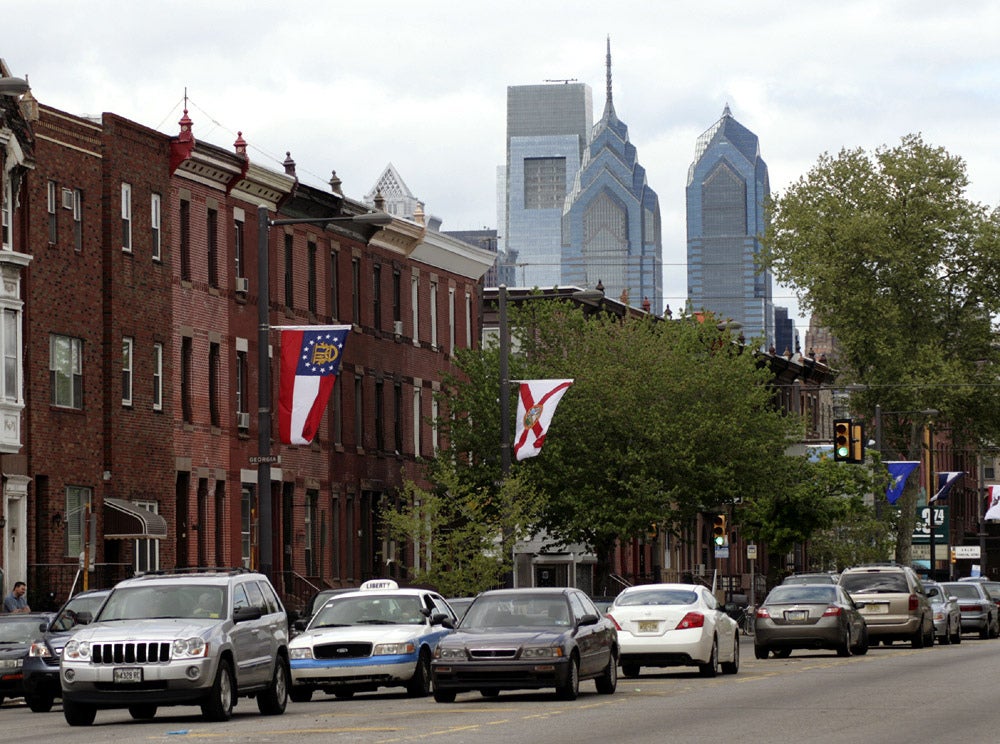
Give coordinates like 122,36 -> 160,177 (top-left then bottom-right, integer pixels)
737,605 -> 756,636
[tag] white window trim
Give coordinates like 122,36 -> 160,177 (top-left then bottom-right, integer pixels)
430,281 -> 438,350
152,342 -> 163,411
121,182 -> 132,252
122,336 -> 134,406
410,274 -> 419,347
150,193 -> 162,261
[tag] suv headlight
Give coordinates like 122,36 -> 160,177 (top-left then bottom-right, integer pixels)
289,647 -> 314,660
172,638 -> 208,659
521,646 -> 564,659
29,641 -> 52,658
434,646 -> 466,660
372,641 -> 415,656
63,640 -> 90,660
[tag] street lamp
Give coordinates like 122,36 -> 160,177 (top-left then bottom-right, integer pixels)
255,205 -> 391,579
0,77 -> 29,96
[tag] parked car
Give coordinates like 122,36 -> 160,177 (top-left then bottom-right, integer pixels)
288,579 -> 457,701
939,581 -> 999,639
60,568 -> 290,726
754,583 -> 868,658
606,583 -> 739,677
446,597 -> 475,622
0,613 -> 54,708
292,588 -> 357,634
431,588 -> 617,702
838,564 -> 934,648
22,588 -> 110,712
781,572 -> 839,585
924,581 -> 962,645
958,577 -> 1000,614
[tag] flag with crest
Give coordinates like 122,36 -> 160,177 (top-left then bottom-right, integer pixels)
513,379 -> 574,461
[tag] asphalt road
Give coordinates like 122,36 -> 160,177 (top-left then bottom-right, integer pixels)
1,635 -> 995,743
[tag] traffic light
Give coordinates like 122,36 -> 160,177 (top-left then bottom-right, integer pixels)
850,421 -> 865,463
712,514 -> 727,546
834,419 -> 851,462
648,521 -> 659,541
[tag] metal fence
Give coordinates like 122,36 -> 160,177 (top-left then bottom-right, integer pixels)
27,563 -> 134,611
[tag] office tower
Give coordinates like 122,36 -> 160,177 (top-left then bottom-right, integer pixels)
561,39 -> 661,309
774,306 -> 796,356
505,81 -> 592,289
686,105 -> 773,346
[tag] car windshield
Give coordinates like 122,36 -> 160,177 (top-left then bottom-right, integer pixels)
462,595 -> 570,628
942,584 -> 983,600
840,573 -> 908,593
766,586 -> 836,604
616,589 -> 697,607
310,595 -> 426,628
98,586 -> 227,621
0,618 -> 46,643
783,575 -> 836,585
50,593 -> 107,632
980,583 -> 1000,600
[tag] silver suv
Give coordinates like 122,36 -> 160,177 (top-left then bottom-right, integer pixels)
839,564 -> 934,648
60,568 -> 290,726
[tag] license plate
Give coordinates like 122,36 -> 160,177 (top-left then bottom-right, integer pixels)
784,610 -> 808,621
113,667 -> 143,683
861,603 -> 889,614
637,621 -> 658,632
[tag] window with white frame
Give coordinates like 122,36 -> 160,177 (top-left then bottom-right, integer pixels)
236,348 -> 248,416
47,181 -> 58,244
431,397 -> 439,453
133,499 -> 160,572
121,182 -> 132,252
430,281 -> 438,349
152,342 -> 163,410
412,386 -> 421,456
1,179 -> 12,250
2,309 -> 17,402
65,485 -> 92,557
465,292 -> 472,348
122,336 -> 133,406
410,274 -> 419,345
150,193 -> 161,260
50,334 -> 83,409
448,287 -> 455,354
72,189 -> 82,252
234,211 -> 245,278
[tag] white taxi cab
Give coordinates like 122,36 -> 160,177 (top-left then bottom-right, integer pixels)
288,580 -> 457,701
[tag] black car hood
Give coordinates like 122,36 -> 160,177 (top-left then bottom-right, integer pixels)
0,643 -> 31,658
447,627 -> 569,645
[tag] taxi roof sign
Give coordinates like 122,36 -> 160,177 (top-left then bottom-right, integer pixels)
360,579 -> 399,591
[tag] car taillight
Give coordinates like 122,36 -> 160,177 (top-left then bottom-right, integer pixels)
606,613 -> 622,631
909,594 -> 919,611
960,604 -> 981,612
676,612 -> 705,629
822,605 -> 842,617
756,607 -> 771,619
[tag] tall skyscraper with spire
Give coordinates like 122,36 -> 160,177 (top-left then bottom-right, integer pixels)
561,39 -> 661,309
686,106 -> 773,345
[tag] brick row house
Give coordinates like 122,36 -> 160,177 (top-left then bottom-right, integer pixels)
1,73 -> 494,611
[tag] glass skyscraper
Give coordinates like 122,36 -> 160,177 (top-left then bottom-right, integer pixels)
686,105 -> 773,346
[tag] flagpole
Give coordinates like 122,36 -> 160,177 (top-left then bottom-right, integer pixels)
926,420 -> 936,580
498,285 -> 512,588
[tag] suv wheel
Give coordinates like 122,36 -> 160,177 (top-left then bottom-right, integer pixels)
202,659 -> 235,722
912,624 -> 926,649
289,685 -> 314,703
26,692 -> 54,713
257,656 -> 289,715
63,698 -> 97,727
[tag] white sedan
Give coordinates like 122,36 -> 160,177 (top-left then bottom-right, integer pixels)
606,583 -> 740,677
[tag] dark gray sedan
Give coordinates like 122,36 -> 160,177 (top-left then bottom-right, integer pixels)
939,581 -> 998,639
431,588 -> 618,702
754,584 -> 868,658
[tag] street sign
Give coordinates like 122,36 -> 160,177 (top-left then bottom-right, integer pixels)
953,545 -> 981,559
747,544 -> 757,560
249,455 -> 281,464
912,506 -> 948,543
714,546 -> 730,559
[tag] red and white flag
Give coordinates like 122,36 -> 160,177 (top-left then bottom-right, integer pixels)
278,325 -> 350,445
985,485 -> 1000,521
513,379 -> 574,461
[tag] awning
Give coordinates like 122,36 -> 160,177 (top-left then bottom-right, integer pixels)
104,497 -> 168,540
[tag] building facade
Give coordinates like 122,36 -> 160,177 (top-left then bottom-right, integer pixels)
686,105 -> 774,347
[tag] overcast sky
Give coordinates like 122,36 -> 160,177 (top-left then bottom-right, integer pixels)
6,1 -> 1000,329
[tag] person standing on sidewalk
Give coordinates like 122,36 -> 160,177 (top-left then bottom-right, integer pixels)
3,581 -> 30,613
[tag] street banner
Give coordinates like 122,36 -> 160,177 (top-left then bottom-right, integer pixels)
885,461 -> 920,505
513,379 -> 573,461
985,485 -> 1000,521
930,471 -> 964,503
278,325 -> 350,445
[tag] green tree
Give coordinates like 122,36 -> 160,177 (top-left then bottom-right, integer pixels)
763,134 -> 1000,562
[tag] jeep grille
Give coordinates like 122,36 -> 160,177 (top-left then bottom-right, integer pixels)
92,641 -> 171,664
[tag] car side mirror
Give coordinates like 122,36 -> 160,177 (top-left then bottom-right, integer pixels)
233,605 -> 263,623
431,613 -> 455,629
577,613 -> 599,627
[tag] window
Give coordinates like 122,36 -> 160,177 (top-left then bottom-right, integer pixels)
373,264 -> 382,331
392,269 -> 401,323
1,179 -> 12,250
305,490 -> 317,575
241,487 -> 253,568
393,382 -> 402,454
332,376 -> 342,446
121,182 -> 132,252
72,189 -> 82,252
411,275 -> 419,343
50,334 -> 83,409
179,198 -> 191,281
151,193 -> 161,260
207,207 -> 218,288
448,287 -> 455,354
375,379 -> 384,452
2,309 -> 18,402
47,181 -> 58,244
65,486 -> 93,557
234,213 -> 245,278
122,336 -> 133,406
284,233 -> 293,307
431,397 -> 439,453
523,157 -> 566,209
152,342 -> 163,411
236,349 -> 248,416
354,376 -> 364,448
430,281 -> 438,349
352,257 -> 361,324
308,240 -> 317,315
133,499 -> 160,573
465,292 -> 472,348
209,342 -> 220,427
412,387 -> 422,456
181,336 -> 193,423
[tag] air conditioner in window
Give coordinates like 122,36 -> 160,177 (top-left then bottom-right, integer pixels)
234,276 -> 249,294
694,563 -> 706,577
61,188 -> 75,210
393,320 -> 403,336
236,411 -> 250,429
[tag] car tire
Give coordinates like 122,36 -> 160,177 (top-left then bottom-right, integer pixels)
201,658 -> 235,722
853,627 -> 869,655
63,698 -> 97,727
621,662 -> 640,678
405,650 -> 432,698
433,688 -> 457,703
128,704 -> 157,720
754,644 -> 769,660
556,655 -> 580,700
952,623 -> 962,644
699,637 -> 720,677
924,619 -> 935,647
480,689 -> 500,698
290,686 -> 314,703
837,626 -> 852,657
912,623 -> 926,649
26,692 -> 54,713
990,614 -> 999,639
939,621 -> 952,646
596,650 -> 618,693
257,656 -> 290,715
773,648 -> 792,659
721,633 -> 740,674
980,622 -> 991,640
334,688 -> 355,699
